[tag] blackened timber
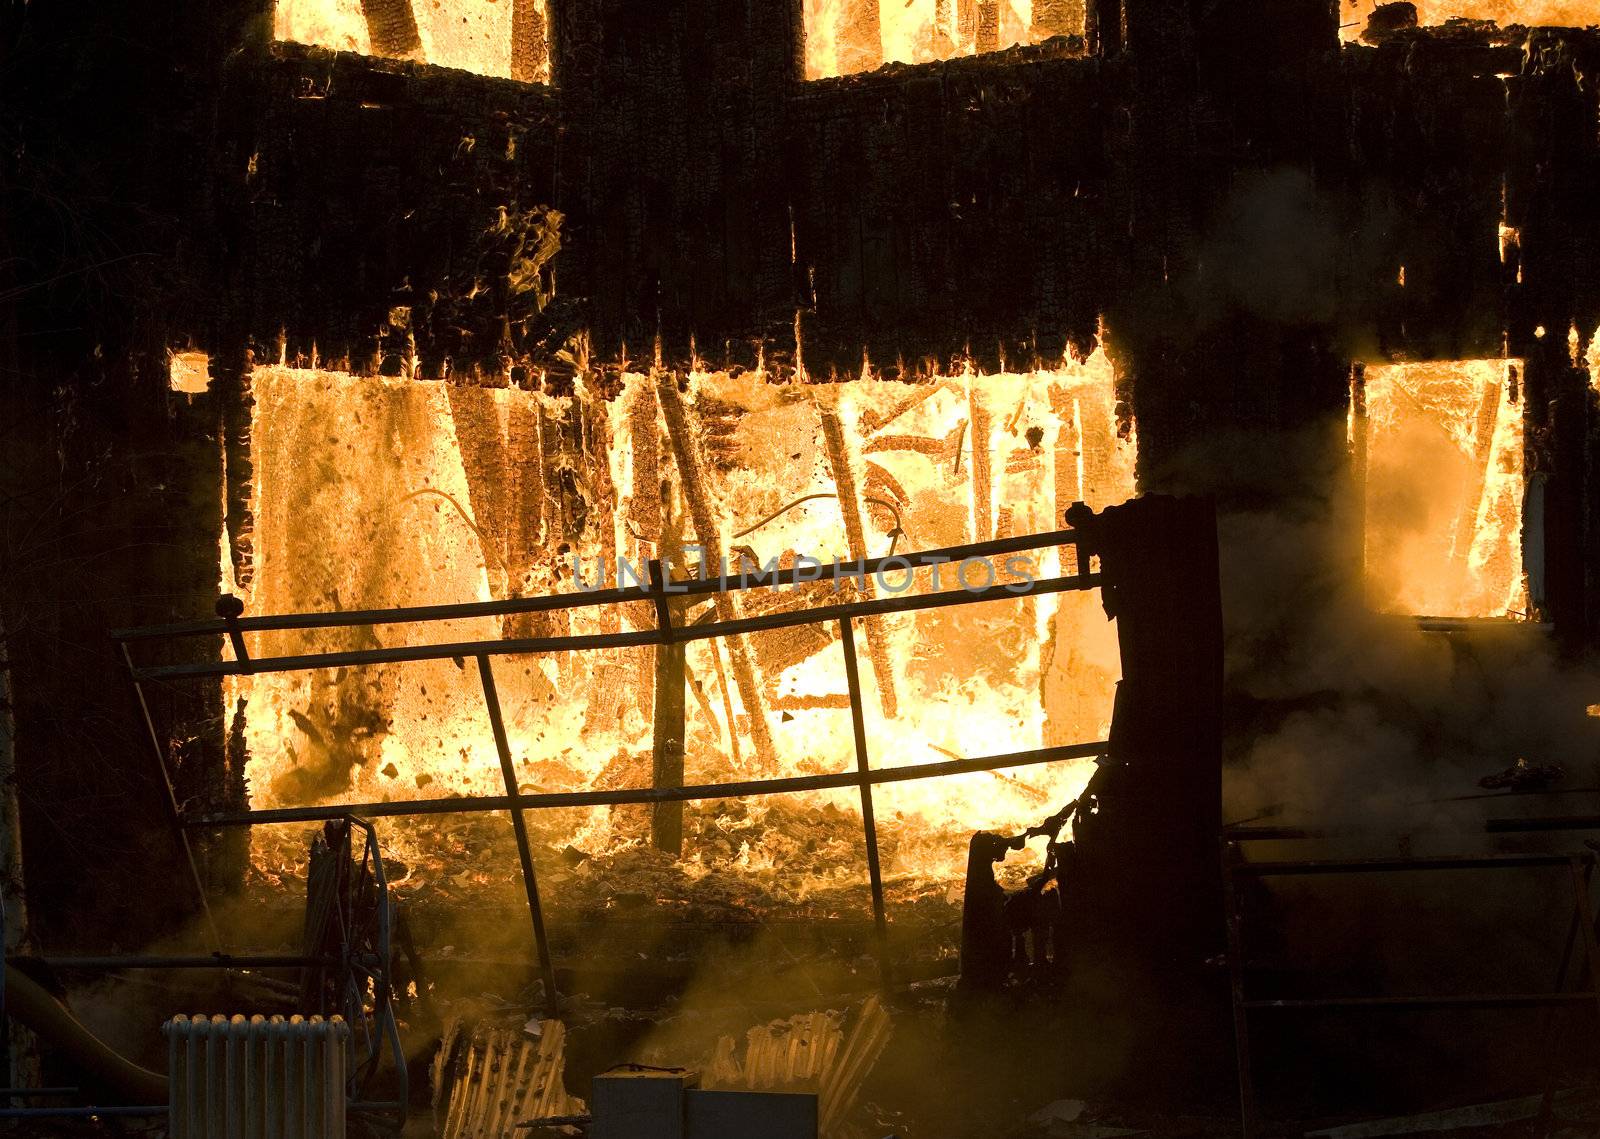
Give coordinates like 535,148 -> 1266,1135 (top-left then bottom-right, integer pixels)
1032,0 -> 1082,40
968,388 -> 994,543
787,48 -> 1105,377
649,559 -> 687,856
512,0 -> 550,84
655,372 -> 777,771
214,348 -> 255,593
239,45 -> 561,376
838,0 -> 884,76
360,0 -> 423,59
1343,37 -> 1509,361
1089,0 -> 1120,54
976,0 -> 1000,53
1505,32 -> 1600,642
818,405 -> 898,718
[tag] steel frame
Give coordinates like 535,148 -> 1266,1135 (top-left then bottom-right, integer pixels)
5,813 -> 406,1127
109,526 -> 1109,1021
1222,838 -> 1600,1139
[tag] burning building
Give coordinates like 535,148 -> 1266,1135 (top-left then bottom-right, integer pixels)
1,0 -> 1599,1135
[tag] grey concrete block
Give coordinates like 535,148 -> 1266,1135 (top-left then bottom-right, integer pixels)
590,1068 -> 698,1139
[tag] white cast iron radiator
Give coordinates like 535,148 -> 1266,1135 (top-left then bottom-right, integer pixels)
166,1014 -> 350,1138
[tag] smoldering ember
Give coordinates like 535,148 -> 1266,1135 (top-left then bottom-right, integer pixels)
4,2 -> 1600,1139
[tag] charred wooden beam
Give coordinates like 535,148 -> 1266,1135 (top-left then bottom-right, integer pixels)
654,372 -> 779,773
215,348 -> 255,593
1031,0 -> 1082,39
838,0 -> 883,75
579,398 -> 622,637
509,399 -> 547,595
968,386 -> 993,542
1348,365 -> 1369,598
1449,365 -> 1504,565
818,404 -> 899,719
512,0 -> 550,84
976,0 -> 1000,53
444,384 -> 516,599
360,0 -> 424,59
649,558 -> 687,857
1089,0 -> 1121,55
957,0 -> 978,45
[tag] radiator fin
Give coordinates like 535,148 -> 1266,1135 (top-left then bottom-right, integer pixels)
166,1013 -> 349,1139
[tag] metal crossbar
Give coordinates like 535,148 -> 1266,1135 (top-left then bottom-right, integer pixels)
113,528 -> 1110,1016
183,742 -> 1106,828
1222,838 -> 1600,1139
114,529 -> 1090,644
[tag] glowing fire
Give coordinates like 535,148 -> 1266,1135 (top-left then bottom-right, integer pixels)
804,0 -> 1084,80
1340,0 -> 1596,39
273,0 -> 551,84
1360,359 -> 1527,619
228,356 -> 1133,891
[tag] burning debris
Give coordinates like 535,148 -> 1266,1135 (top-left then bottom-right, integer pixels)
802,0 -> 1087,80
1359,361 -> 1528,620
275,0 -> 553,83
1342,0 -> 1600,41
230,360 -> 1133,894
1477,758 -> 1564,791
9,0 -> 1600,1132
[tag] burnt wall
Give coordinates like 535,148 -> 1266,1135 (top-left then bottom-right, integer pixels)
1342,36 -> 1514,361
0,2 -> 258,949
3,0 -> 1600,952
227,45 -> 564,379
1505,29 -> 1600,644
552,0 -> 802,374
789,44 -> 1106,377
214,3 -> 1600,418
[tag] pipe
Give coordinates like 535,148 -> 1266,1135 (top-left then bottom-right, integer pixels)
2,965 -> 166,1105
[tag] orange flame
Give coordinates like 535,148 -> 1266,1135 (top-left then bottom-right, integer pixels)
227,356 -> 1133,887
1341,0 -> 1596,40
804,0 -> 1077,80
1361,359 -> 1527,619
274,0 -> 550,82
